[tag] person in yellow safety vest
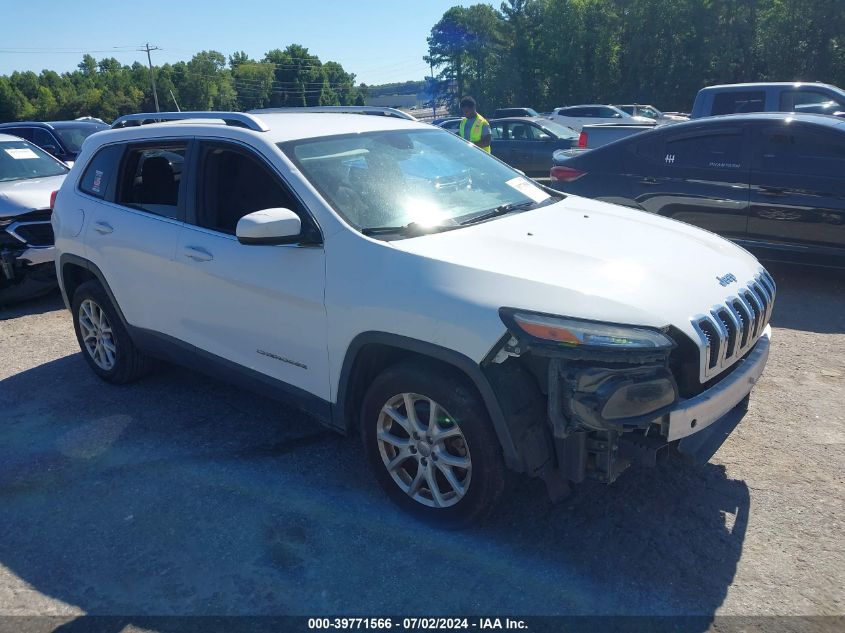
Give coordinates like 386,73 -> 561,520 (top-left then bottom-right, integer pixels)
458,95 -> 492,153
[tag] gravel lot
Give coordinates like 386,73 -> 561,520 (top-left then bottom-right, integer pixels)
0,263 -> 843,624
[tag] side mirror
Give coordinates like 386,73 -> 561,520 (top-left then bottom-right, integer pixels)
236,208 -> 301,245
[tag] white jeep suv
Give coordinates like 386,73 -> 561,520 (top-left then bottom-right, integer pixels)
53,110 -> 774,527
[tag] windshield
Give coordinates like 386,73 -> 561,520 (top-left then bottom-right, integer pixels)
52,124 -> 107,153
281,129 -> 554,233
0,139 -> 68,182
639,106 -> 662,119
539,120 -> 579,139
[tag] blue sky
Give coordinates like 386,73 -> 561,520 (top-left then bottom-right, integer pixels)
0,0 -> 473,85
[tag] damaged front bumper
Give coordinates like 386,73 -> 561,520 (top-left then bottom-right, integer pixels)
1,214 -> 57,302
486,322 -> 771,487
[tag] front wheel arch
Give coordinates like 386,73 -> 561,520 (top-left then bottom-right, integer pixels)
335,332 -> 521,471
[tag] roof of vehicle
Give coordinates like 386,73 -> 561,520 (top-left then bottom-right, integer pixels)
698,82 -> 842,92
582,113 -> 845,145
95,111 -> 432,145
0,120 -> 107,129
490,116 -> 549,123
685,112 -> 845,126
558,104 -> 623,109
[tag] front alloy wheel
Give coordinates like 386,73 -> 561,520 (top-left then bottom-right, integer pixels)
377,393 -> 472,508
362,360 -> 507,528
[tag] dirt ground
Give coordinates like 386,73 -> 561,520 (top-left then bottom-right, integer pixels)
0,263 -> 842,625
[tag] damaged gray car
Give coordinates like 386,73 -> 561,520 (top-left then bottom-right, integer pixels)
0,133 -> 68,305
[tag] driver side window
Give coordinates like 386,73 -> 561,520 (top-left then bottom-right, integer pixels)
197,143 -> 301,235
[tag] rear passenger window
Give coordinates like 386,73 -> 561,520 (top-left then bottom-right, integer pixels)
31,129 -> 58,151
757,125 -> 845,178
117,144 -> 186,219
197,144 -> 301,234
712,91 -> 765,115
779,90 -> 843,111
3,127 -> 32,141
79,144 -> 123,199
664,132 -> 743,170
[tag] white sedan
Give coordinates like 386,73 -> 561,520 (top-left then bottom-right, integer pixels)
547,104 -> 655,131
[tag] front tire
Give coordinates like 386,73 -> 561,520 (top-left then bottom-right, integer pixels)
71,280 -> 153,383
361,360 -> 507,528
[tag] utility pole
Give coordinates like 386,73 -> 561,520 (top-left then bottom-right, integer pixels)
141,43 -> 161,112
429,60 -> 436,120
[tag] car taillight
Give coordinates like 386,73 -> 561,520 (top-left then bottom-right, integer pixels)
50,190 -> 58,210
550,166 -> 586,182
578,131 -> 587,148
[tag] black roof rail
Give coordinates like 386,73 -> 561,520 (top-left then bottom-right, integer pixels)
111,111 -> 269,132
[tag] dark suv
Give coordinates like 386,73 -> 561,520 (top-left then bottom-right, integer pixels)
491,107 -> 539,118
549,113 -> 845,268
0,120 -> 108,166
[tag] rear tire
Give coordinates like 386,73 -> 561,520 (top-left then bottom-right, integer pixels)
361,360 -> 507,528
71,280 -> 154,383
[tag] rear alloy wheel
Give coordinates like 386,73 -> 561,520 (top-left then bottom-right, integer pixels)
362,361 -> 506,528
71,280 -> 154,383
78,298 -> 117,371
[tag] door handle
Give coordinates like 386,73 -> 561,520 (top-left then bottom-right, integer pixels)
638,177 -> 659,186
759,186 -> 787,196
182,246 -> 213,262
94,221 -> 113,234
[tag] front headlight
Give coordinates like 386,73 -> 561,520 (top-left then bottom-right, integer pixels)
500,308 -> 674,350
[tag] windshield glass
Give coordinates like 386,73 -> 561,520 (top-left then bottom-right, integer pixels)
0,139 -> 68,182
639,106 -> 662,119
281,129 -> 553,232
540,120 -> 579,139
53,124 -> 107,153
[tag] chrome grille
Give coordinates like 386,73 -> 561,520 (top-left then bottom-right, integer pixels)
691,270 -> 776,382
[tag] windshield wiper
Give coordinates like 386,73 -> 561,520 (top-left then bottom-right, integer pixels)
457,200 -> 542,226
361,222 -> 454,237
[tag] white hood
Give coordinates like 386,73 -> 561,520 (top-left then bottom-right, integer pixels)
390,195 -> 764,344
0,175 -> 65,218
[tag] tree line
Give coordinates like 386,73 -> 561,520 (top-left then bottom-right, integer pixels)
427,0 -> 845,113
0,45 -> 365,123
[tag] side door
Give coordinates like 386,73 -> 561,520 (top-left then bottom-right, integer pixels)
83,140 -> 189,335
564,107 -> 589,131
779,89 -> 845,115
711,90 -> 765,116
489,121 -> 511,164
515,122 -> 557,175
173,139 -> 330,401
30,128 -> 65,161
625,126 -> 751,237
506,121 -> 537,172
594,106 -> 626,125
748,123 -> 845,256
